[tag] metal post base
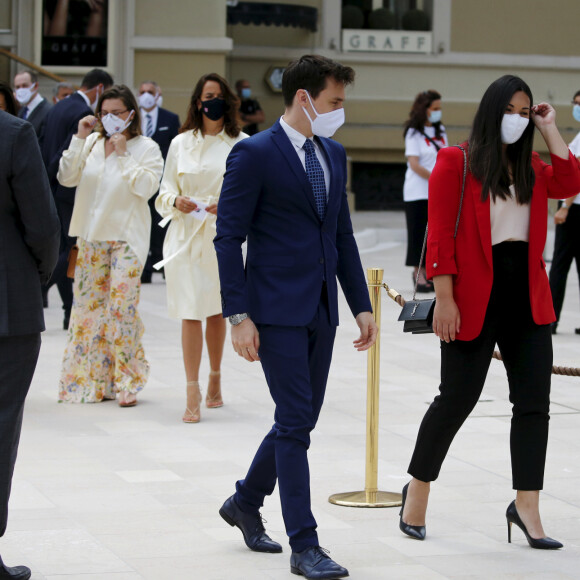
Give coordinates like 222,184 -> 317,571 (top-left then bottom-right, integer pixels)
328,490 -> 402,508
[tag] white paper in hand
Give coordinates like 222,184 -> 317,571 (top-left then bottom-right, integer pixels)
188,198 -> 208,221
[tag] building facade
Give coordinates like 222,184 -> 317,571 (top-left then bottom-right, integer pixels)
2,0 -> 580,208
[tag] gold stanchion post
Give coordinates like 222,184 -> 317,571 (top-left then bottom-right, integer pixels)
328,268 -> 402,508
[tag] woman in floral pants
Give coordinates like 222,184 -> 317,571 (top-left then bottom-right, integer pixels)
57,85 -> 163,405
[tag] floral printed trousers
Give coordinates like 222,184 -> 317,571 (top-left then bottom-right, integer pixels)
59,240 -> 149,403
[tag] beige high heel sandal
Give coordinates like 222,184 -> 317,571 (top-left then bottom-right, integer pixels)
118,391 -> 137,407
183,380 -> 201,423
206,370 -> 223,408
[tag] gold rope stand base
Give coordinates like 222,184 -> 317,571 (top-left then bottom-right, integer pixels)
329,490 -> 402,508
329,268 -> 402,509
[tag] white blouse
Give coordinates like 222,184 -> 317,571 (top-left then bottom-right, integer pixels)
57,133 -> 164,266
403,126 -> 448,202
490,185 -> 530,245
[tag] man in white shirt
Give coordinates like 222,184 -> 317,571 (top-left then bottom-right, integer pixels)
137,80 -> 180,282
13,70 -> 52,137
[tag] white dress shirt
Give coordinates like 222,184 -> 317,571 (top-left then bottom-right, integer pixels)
25,93 -> 44,115
57,134 -> 164,266
279,116 -> 330,197
140,106 -> 159,136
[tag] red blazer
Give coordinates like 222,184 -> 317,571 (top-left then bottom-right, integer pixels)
426,145 -> 580,341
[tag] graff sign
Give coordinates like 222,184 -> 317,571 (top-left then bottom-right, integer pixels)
342,30 -> 432,54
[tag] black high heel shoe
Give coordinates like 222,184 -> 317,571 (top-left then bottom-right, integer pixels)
506,500 -> 563,550
399,482 -> 426,540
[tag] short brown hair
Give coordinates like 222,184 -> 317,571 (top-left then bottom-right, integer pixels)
95,84 -> 141,139
180,73 -> 241,138
281,55 -> 355,107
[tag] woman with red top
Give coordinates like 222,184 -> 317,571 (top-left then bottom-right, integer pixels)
399,75 -> 580,549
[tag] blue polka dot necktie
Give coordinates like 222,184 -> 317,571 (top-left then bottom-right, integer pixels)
303,138 -> 327,221
21,107 -> 29,120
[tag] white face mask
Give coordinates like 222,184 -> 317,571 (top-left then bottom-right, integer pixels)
15,84 -> 37,105
101,110 -> 134,137
302,91 -> 345,138
501,113 -> 529,145
138,92 -> 158,110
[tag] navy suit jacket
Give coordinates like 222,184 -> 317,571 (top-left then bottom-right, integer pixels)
41,92 -> 92,204
214,120 -> 371,327
150,107 -> 180,160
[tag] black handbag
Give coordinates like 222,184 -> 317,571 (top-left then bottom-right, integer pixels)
398,145 -> 467,334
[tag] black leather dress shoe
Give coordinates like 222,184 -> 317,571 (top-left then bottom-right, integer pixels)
219,495 -> 282,553
0,557 -> 31,580
290,546 -> 349,579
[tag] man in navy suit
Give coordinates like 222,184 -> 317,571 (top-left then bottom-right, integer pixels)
14,70 -> 51,138
215,55 -> 377,580
137,80 -> 180,282
40,69 -> 113,328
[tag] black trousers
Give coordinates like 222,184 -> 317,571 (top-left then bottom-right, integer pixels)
0,334 -> 41,536
43,199 -> 74,313
405,199 -> 428,267
549,204 -> 580,323
142,193 -> 167,277
408,242 -> 552,490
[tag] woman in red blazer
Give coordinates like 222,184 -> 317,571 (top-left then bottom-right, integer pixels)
399,75 -> 580,549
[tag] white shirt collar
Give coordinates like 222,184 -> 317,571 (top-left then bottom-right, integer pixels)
77,90 -> 91,107
25,93 -> 44,114
279,115 -> 313,150
140,106 -> 159,135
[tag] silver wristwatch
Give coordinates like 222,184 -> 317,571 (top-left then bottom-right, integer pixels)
228,313 -> 249,326
561,201 -> 569,209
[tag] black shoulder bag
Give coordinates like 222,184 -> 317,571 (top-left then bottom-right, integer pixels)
398,145 -> 467,334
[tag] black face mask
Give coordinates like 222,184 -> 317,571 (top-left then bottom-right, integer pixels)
201,98 -> 226,121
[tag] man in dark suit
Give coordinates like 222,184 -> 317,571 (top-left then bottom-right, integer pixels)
40,68 -> 113,328
13,70 -> 51,138
0,110 -> 60,580
215,55 -> 377,580
137,80 -> 180,282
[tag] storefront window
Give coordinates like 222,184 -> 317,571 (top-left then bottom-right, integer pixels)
341,0 -> 433,32
341,0 -> 433,54
41,0 -> 108,66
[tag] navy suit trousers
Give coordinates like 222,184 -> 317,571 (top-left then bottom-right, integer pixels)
234,291 -> 336,552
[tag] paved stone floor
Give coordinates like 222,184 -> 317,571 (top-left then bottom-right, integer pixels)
3,211 -> 579,579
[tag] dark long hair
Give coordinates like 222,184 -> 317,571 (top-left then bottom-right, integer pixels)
468,75 -> 535,204
0,82 -> 18,116
403,89 -> 444,139
180,73 -> 240,138
95,84 -> 141,139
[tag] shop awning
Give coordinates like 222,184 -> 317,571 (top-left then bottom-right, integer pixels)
227,2 -> 318,32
